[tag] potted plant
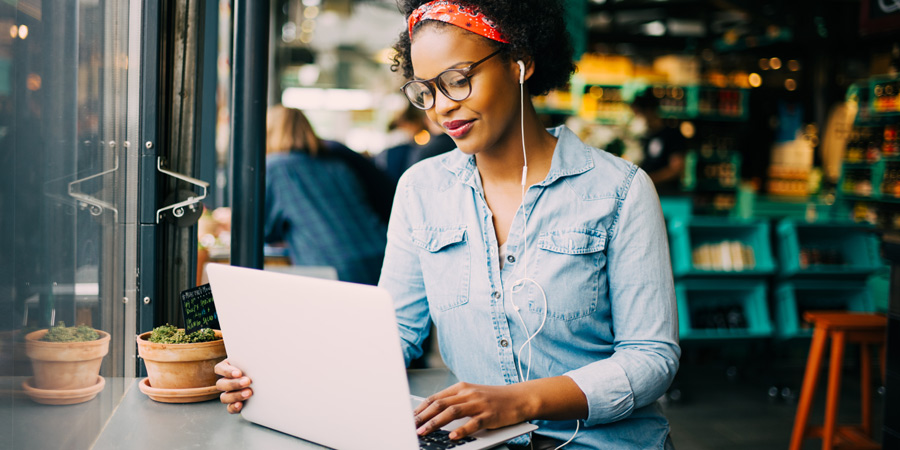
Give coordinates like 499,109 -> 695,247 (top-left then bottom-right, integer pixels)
23,322 -> 110,404
136,324 -> 226,403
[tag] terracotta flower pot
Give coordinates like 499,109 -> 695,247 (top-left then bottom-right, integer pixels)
136,330 -> 226,390
24,329 -> 110,390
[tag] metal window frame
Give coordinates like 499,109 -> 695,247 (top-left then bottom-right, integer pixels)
136,0 -> 220,378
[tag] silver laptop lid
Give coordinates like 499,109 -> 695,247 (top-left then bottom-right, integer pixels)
207,263 -> 418,450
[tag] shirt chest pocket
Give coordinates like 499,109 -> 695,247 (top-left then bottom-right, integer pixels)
411,226 -> 470,312
531,228 -> 608,321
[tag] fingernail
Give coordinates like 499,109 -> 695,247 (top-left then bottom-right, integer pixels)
232,370 -> 240,377
449,433 -> 457,440
416,426 -> 425,435
242,389 -> 250,398
235,402 -> 242,410
240,377 -> 250,386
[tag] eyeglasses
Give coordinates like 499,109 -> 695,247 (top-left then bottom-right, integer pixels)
401,49 -> 502,110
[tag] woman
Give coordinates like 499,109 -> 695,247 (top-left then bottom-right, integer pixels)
264,105 -> 388,285
218,2 -> 679,448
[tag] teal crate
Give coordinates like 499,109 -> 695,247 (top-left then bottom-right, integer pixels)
869,268 -> 891,313
659,196 -> 692,223
775,220 -> 882,278
668,217 -> 776,277
749,195 -> 834,220
675,279 -> 773,340
773,280 -> 874,339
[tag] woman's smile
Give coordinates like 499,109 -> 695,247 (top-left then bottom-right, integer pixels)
443,119 -> 475,138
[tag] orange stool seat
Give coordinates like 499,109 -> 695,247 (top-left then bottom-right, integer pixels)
790,311 -> 887,450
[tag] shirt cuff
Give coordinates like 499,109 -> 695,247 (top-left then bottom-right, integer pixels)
564,359 -> 634,426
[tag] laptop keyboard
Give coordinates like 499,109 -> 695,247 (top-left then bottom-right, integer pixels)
418,430 -> 478,449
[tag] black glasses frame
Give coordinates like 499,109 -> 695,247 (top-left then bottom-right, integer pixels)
401,49 -> 503,110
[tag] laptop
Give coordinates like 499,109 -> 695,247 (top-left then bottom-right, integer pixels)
206,263 -> 538,450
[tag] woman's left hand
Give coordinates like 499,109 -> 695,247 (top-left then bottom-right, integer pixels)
413,382 -> 536,440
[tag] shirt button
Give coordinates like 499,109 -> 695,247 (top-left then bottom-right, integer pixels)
500,339 -> 509,347
507,255 -> 516,264
491,291 -> 501,299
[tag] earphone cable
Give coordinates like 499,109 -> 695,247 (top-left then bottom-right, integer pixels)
513,67 -> 578,448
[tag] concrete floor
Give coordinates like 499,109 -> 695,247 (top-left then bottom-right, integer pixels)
663,340 -> 885,450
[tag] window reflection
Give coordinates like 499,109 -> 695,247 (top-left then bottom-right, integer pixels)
1,1 -> 139,448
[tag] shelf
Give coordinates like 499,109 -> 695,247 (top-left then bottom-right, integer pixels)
773,280 -> 874,339
842,161 -> 874,168
659,111 -> 694,120
696,152 -> 741,164
776,219 -> 882,278
696,86 -> 749,121
750,195 -> 833,221
535,108 -> 575,116
843,194 -> 900,204
668,217 -> 776,277
568,80 -> 748,123
695,113 -> 748,122
688,151 -> 741,198
870,110 -> 900,116
841,194 -> 875,202
675,279 -> 773,340
693,183 -> 739,192
837,77 -> 900,228
854,115 -> 900,126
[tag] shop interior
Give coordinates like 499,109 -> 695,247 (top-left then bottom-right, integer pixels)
2,0 -> 900,449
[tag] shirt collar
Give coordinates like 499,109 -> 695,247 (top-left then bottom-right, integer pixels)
439,125 -> 595,187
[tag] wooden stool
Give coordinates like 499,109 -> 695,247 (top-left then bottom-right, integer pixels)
790,311 -> 887,450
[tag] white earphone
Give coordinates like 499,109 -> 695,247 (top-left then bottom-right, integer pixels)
511,56 -> 544,384
510,56 -> 580,450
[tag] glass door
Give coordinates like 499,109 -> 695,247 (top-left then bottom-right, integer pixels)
1,0 -> 142,447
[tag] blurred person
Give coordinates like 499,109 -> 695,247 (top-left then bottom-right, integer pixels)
376,104 -> 456,183
325,132 -> 396,225
384,103 -> 429,149
375,104 -> 428,181
263,105 -> 388,285
631,89 -> 687,195
417,123 -> 456,161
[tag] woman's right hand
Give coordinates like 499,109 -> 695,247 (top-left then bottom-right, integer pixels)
215,359 -> 253,414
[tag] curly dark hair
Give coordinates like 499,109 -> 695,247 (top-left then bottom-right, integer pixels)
391,0 -> 575,96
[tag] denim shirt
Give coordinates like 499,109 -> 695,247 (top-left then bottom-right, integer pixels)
379,125 -> 680,449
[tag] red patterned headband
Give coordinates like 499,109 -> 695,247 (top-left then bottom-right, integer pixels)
407,1 -> 509,44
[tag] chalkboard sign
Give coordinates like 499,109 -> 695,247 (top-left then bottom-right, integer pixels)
180,284 -> 220,334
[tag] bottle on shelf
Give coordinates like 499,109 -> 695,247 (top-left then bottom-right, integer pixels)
884,124 -> 898,159
885,162 -> 900,198
866,126 -> 883,163
874,83 -> 885,112
841,167 -> 873,197
846,129 -> 863,163
692,241 -> 756,271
